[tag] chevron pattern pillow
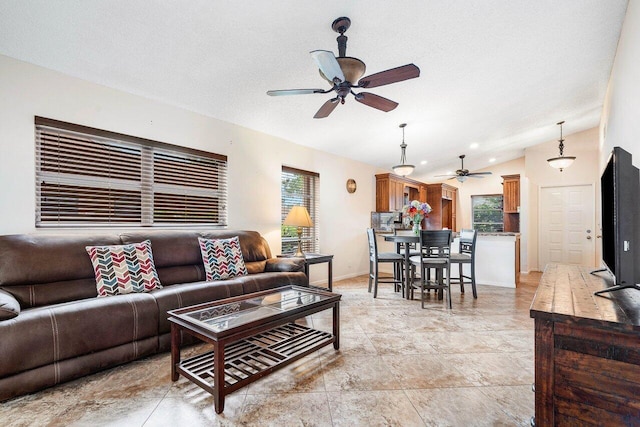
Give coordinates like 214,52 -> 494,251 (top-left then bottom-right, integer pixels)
198,236 -> 248,281
86,240 -> 162,297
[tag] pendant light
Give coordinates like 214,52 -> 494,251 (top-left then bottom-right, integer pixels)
392,123 -> 415,176
547,121 -> 576,172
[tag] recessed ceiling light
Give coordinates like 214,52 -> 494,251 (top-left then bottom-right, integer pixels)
489,158 -> 496,163
470,143 -> 479,149
420,160 -> 427,165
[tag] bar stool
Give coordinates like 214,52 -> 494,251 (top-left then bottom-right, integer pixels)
409,230 -> 452,309
450,229 -> 478,298
366,228 -> 404,298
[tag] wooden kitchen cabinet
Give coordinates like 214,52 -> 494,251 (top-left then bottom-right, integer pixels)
502,174 -> 520,232
502,174 -> 520,213
425,183 -> 457,231
375,174 -> 423,212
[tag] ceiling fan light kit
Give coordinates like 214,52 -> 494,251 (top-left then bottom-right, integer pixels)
267,17 -> 420,118
547,120 -> 576,172
392,123 -> 415,176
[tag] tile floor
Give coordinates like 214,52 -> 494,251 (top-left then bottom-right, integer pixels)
0,273 -> 541,426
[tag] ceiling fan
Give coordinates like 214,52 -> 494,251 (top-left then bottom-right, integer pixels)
435,155 -> 493,182
266,17 -> 420,119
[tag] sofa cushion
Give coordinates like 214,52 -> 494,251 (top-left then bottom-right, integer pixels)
234,271 -> 309,294
0,289 -> 20,320
0,293 -> 158,378
265,257 -> 306,273
151,279 -> 245,335
0,233 -> 122,308
198,236 -> 248,281
86,240 -> 162,297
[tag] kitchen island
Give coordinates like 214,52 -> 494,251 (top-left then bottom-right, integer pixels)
452,232 -> 520,288
376,231 -> 521,288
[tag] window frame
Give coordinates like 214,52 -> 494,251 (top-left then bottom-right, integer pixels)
281,166 -> 320,254
471,194 -> 504,232
35,116 -> 228,228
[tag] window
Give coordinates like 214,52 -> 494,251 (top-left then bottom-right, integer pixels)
281,166 -> 319,254
35,117 -> 227,227
472,194 -> 504,232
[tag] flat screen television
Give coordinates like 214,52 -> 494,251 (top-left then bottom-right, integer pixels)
593,146 -> 640,295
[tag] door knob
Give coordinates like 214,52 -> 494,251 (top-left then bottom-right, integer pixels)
586,236 -> 592,240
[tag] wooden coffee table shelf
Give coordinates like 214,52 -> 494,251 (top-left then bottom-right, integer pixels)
168,286 -> 340,413
176,323 -> 333,395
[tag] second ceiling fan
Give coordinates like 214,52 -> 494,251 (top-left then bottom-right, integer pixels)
267,17 -> 420,118
435,155 -> 493,182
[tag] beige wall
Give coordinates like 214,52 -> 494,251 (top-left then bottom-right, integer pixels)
601,0 -> 640,165
0,54 -> 379,283
438,126 -> 600,273
447,157 -> 526,230
524,127 -> 600,271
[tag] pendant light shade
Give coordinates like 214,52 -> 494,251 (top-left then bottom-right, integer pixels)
547,121 -> 576,172
392,123 -> 415,176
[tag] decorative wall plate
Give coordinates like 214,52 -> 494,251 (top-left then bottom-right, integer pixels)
346,179 -> 357,193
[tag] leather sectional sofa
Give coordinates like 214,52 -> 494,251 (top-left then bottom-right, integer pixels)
0,230 -> 307,401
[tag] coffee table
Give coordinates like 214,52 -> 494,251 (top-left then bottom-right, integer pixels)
168,285 -> 341,413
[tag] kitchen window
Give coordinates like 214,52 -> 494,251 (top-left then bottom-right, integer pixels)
471,194 -> 504,232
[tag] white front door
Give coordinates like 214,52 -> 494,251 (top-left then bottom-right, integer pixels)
539,185 -> 595,269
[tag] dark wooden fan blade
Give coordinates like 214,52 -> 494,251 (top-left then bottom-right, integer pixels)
314,98 -> 339,119
358,64 -> 420,89
434,175 -> 457,178
267,89 -> 325,96
468,172 -> 493,176
355,92 -> 398,112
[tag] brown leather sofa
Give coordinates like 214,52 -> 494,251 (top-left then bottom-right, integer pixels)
0,230 -> 307,401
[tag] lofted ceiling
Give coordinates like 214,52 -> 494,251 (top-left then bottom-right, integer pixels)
0,1 -> 628,181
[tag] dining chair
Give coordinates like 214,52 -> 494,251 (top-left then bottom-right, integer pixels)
450,229 -> 478,298
409,229 -> 452,309
393,228 -> 421,255
392,228 -> 420,284
366,228 -> 404,298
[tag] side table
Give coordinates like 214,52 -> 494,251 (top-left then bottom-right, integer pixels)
279,253 -> 334,291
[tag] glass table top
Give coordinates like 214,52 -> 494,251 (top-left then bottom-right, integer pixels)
180,288 -> 330,333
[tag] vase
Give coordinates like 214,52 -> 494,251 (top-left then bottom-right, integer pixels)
412,222 -> 420,235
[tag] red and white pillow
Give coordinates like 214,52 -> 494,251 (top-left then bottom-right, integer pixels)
86,240 -> 162,297
198,236 -> 248,281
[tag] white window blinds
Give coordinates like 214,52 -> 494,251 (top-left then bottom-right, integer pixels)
35,117 -> 227,227
281,166 -> 320,254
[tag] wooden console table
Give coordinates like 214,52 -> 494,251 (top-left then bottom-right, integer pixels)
529,264 -> 640,426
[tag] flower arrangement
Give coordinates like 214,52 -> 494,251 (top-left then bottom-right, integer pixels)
402,200 -> 432,234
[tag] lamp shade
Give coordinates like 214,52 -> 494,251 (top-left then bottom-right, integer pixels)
547,121 -> 575,172
391,123 -> 414,176
392,164 -> 415,176
283,206 -> 313,227
547,156 -> 576,171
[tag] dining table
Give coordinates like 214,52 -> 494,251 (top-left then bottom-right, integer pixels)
383,234 -> 419,299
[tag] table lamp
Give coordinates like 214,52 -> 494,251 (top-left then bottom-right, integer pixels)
283,206 -> 313,257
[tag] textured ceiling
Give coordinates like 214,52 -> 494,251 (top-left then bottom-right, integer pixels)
0,0 -> 628,181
